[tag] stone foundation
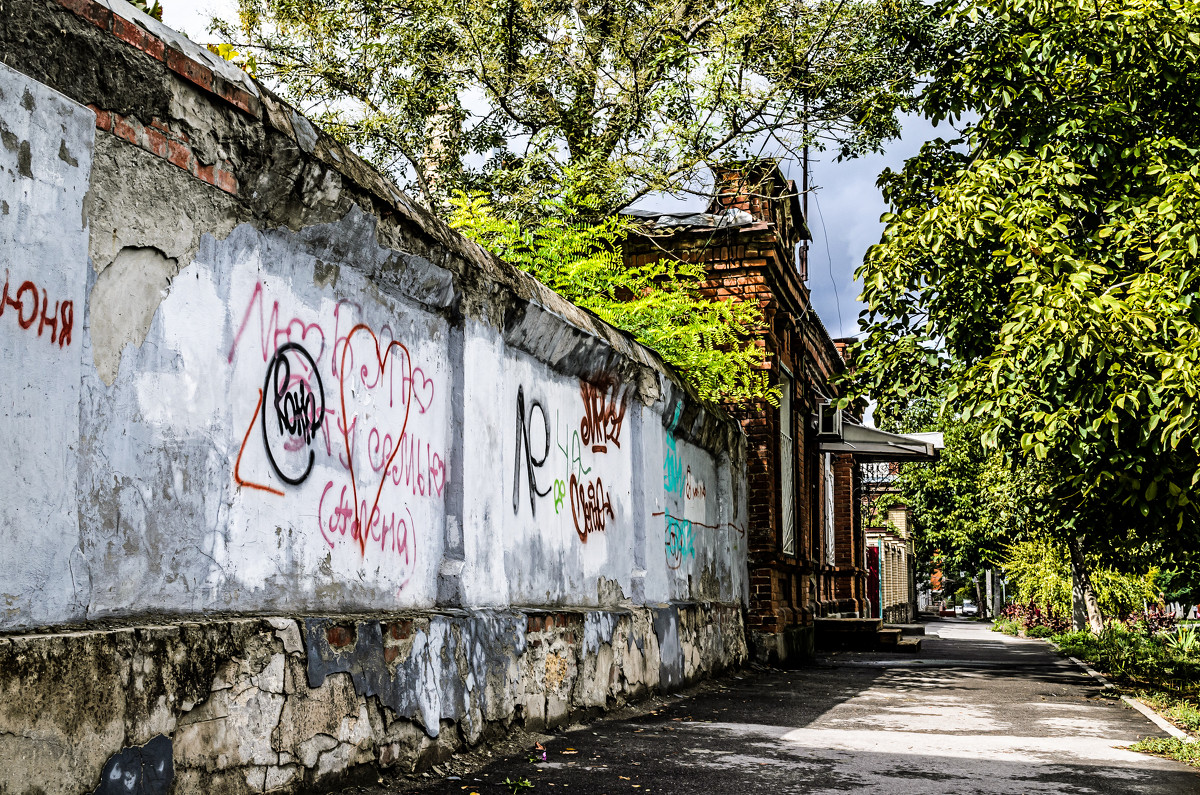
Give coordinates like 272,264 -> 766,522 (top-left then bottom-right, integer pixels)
0,603 -> 745,794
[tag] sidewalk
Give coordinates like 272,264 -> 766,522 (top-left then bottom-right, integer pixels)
351,618 -> 1199,794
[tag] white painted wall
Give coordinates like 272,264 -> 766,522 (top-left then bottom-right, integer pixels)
0,63 -> 94,627
0,64 -> 747,630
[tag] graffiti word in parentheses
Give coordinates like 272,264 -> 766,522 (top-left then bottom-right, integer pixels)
579,382 -> 626,454
685,466 -> 707,500
0,270 -> 73,348
570,474 -> 614,542
262,343 -> 326,485
318,481 -> 416,564
337,323 -> 414,556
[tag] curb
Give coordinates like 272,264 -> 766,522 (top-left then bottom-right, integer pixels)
1064,654 -> 1194,743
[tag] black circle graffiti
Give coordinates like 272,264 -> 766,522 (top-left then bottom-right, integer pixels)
262,342 -> 326,486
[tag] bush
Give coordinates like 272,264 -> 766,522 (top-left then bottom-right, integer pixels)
1000,602 -> 1071,635
1054,623 -> 1200,694
1027,625 -> 1055,638
1125,608 -> 1178,636
992,618 -> 1020,636
1166,626 -> 1200,660
1052,630 -> 1099,658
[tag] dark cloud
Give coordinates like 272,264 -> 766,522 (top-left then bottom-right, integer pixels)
784,113 -> 942,339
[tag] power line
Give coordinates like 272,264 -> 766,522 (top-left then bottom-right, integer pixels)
812,187 -> 843,337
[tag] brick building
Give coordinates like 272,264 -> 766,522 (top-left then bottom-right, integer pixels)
623,162 -> 871,663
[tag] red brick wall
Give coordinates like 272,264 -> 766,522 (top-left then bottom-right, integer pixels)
623,219 -> 864,633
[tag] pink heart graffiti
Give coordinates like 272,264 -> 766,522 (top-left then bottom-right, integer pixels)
337,323 -> 414,556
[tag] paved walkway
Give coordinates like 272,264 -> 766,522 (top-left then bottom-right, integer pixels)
368,619 -> 1199,794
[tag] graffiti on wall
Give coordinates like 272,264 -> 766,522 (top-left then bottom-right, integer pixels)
1,270 -> 74,348
513,385 -> 553,515
91,735 -> 172,795
227,280 -> 447,586
263,341 -> 325,486
514,379 -> 626,543
656,511 -> 745,570
660,433 -> 741,570
579,381 -> 626,454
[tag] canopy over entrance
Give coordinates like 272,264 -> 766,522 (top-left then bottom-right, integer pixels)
818,424 -> 942,462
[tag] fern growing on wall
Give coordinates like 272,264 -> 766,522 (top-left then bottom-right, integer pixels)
449,191 -> 774,405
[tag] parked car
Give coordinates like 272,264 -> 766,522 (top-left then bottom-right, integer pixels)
960,600 -> 978,617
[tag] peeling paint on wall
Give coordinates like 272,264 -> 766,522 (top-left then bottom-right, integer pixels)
90,245 -> 178,384
0,607 -> 746,794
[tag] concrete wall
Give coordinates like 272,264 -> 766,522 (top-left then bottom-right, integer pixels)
0,1 -> 749,791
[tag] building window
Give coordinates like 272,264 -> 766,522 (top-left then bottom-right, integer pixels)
780,371 -> 795,556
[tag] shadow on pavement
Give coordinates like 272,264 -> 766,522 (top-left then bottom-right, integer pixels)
350,618 -> 1199,795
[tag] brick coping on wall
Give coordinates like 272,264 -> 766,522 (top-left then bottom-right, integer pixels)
57,0 -> 255,194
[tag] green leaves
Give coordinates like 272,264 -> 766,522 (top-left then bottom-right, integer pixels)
449,191 -> 775,404
850,0 -> 1200,555
215,0 -> 928,217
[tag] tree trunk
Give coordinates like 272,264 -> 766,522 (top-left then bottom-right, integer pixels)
974,576 -> 986,619
1068,536 -> 1103,633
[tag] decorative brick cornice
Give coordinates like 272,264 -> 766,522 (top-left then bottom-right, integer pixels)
55,0 -> 260,195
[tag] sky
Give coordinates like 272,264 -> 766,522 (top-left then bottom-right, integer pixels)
788,115 -> 940,340
162,0 -> 944,343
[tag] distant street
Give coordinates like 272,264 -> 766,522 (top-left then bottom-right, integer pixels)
360,619 -> 1198,795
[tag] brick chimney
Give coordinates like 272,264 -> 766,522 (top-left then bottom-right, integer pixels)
708,160 -> 810,280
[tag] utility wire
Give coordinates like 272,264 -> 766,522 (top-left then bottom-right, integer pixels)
812,187 -> 843,337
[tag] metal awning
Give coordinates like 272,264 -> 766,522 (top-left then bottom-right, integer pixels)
818,425 -> 943,462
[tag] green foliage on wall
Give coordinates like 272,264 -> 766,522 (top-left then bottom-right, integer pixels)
449,192 -> 774,404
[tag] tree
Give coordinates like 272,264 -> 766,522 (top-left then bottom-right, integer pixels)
849,0 -> 1200,629
1003,538 -> 1159,620
214,0 -> 927,217
880,402 -> 1045,619
1159,566 -> 1200,615
448,191 -> 773,402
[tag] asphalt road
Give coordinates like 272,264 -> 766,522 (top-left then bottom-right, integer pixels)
356,619 -> 1199,794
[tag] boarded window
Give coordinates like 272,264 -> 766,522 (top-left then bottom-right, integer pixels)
780,372 -> 795,556
824,452 -> 836,566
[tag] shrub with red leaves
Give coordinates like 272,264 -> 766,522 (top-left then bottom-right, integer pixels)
1124,607 -> 1178,636
1000,602 -> 1070,635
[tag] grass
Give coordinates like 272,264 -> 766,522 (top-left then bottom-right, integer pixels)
991,618 -> 1020,636
1044,626 -> 1200,767
1134,690 -> 1200,734
1128,737 -> 1200,766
